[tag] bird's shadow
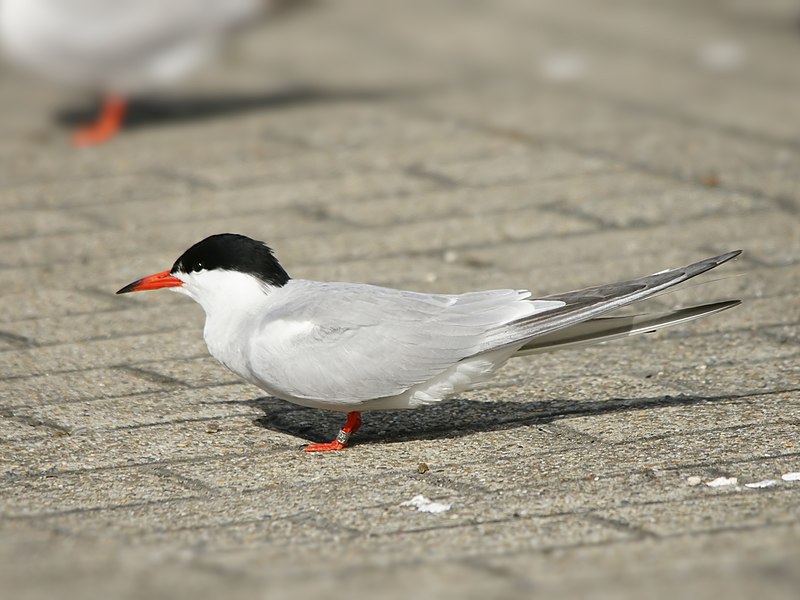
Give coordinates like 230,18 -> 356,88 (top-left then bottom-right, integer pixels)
224,392 -> 740,446
55,84 -> 413,130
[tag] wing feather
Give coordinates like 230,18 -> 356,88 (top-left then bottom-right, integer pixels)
246,282 -> 560,404
478,250 -> 741,353
515,300 -> 740,355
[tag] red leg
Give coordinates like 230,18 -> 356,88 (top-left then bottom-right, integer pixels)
304,411 -> 361,452
72,96 -> 128,146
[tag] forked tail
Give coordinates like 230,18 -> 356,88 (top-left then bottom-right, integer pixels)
514,300 -> 740,355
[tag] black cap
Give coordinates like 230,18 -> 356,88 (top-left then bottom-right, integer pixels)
171,233 -> 290,287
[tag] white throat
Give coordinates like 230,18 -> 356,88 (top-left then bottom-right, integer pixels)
172,269 -> 276,319
171,269 -> 281,376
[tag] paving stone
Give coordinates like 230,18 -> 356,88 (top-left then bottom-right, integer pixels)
0,1 -> 798,599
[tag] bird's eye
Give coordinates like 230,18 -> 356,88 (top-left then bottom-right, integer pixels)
195,262 -> 203,271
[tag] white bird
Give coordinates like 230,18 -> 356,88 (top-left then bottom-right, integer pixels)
117,233 -> 741,452
0,0 -> 280,145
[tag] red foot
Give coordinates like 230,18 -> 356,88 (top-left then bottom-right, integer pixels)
304,440 -> 346,453
72,96 -> 128,146
303,411 -> 361,453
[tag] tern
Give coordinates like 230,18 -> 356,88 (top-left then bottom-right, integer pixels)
0,0 -> 288,145
117,234 -> 741,452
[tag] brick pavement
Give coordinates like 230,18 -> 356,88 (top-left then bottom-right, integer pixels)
1,1 -> 799,598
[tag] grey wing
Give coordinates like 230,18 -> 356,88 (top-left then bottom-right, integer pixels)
248,283 -> 561,404
478,250 -> 742,353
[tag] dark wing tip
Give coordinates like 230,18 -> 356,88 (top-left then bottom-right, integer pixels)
708,299 -> 742,311
716,250 -> 743,263
680,250 -> 742,280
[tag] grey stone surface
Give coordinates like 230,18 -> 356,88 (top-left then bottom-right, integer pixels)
1,1 -> 799,598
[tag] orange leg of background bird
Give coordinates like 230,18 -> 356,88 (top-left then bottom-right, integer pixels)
72,96 -> 128,146
304,411 -> 362,452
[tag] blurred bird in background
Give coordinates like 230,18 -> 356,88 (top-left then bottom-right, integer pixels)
0,0 -> 297,145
